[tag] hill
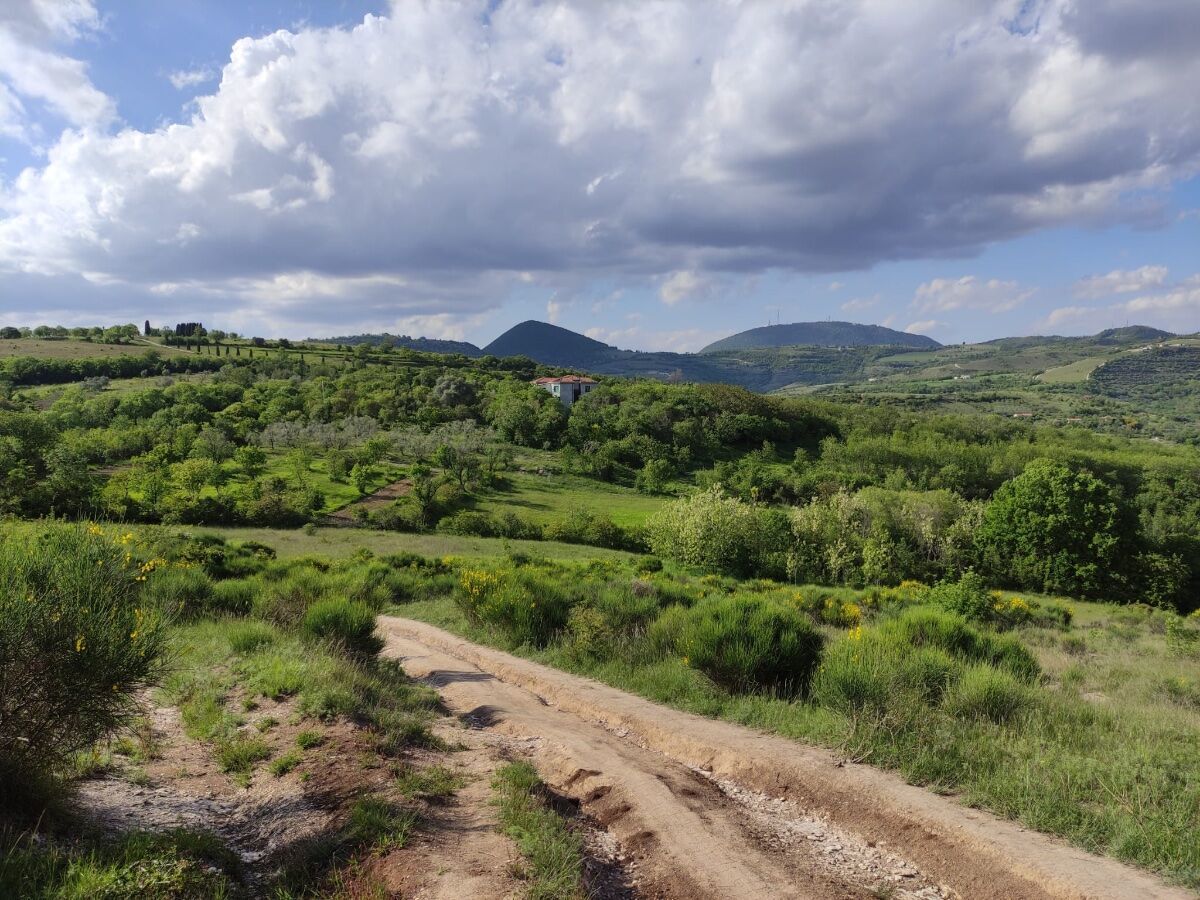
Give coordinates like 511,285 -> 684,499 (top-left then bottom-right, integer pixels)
701,321 -> 940,353
317,333 -> 483,356
483,321 -> 613,366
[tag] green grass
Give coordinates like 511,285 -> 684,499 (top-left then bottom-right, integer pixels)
343,798 -> 418,852
159,618 -> 438,777
400,583 -> 1200,889
270,750 -> 303,777
471,467 -> 667,527
491,761 -> 584,900
205,525 -> 640,562
0,828 -> 239,899
1037,356 -> 1109,384
0,338 -> 189,360
295,729 -> 325,750
394,764 -> 467,800
215,736 -> 271,774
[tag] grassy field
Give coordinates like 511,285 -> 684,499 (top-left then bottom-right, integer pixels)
1037,356 -> 1109,384
207,525 -> 639,562
471,468 -> 667,527
0,338 -> 188,360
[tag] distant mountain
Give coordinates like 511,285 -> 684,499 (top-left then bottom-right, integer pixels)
701,321 -> 940,353
1094,326 -> 1174,345
317,333 -> 482,356
483,321 -> 613,366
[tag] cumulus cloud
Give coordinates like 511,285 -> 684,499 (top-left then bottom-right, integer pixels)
3,0 -> 1200,333
584,324 -> 724,353
1073,265 -> 1169,298
1041,305 -> 1101,329
0,0 -> 112,140
167,67 -> 216,91
1121,275 -> 1200,317
913,276 -> 1035,314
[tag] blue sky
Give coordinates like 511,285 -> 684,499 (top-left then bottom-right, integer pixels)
1,1 -> 1198,350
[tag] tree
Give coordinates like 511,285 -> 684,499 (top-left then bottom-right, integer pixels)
408,463 -> 442,526
976,459 -> 1138,597
350,462 -> 375,496
235,445 -> 268,479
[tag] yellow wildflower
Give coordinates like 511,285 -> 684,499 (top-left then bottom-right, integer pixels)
75,635 -> 86,652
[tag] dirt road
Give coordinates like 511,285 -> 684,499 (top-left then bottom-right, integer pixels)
379,615 -> 1193,900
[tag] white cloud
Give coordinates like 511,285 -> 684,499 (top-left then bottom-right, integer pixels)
659,270 -> 713,306
1121,275 -> 1200,316
3,1 -> 1200,332
840,294 -> 879,314
168,67 -> 216,91
828,281 -> 845,292
905,320 -> 942,335
1073,265 -> 1169,298
1041,305 -> 1100,329
913,276 -> 1035,314
584,325 -> 724,353
0,1 -> 112,140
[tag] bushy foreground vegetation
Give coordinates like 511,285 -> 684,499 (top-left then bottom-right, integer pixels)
402,553 -> 1200,887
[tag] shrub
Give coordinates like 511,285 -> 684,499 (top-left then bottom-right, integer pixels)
140,565 -> 214,618
227,620 -> 276,654
436,511 -> 497,537
944,666 -> 1034,723
301,598 -> 382,655
645,487 -> 788,578
209,578 -> 256,615
455,567 -> 571,647
0,526 -> 168,792
253,567 -> 335,625
811,630 -> 897,715
927,570 -> 993,622
877,608 -> 1040,681
647,595 -> 824,696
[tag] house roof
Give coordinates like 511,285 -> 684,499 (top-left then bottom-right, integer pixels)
532,375 -> 598,385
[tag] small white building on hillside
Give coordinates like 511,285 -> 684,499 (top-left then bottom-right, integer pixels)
533,375 -> 598,408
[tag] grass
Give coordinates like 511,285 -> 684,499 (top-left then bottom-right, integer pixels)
491,761 -> 584,900
159,617 -> 438,780
0,827 -> 239,899
1037,355 -> 1109,384
398,572 -> 1200,889
270,751 -> 303,777
205,525 -> 640,562
296,729 -> 325,749
471,466 -> 667,528
394,764 -> 467,800
0,338 -> 188,360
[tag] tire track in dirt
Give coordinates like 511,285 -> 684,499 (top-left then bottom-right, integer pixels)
380,616 -> 1193,900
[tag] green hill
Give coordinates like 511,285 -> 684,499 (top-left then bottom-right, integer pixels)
483,321 -> 613,367
701,321 -> 939,353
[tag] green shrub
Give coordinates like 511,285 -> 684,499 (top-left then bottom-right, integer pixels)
253,567 -> 334,625
944,666 -> 1035,723
878,608 -> 1040,681
927,570 -> 993,621
226,620 -> 276,654
811,632 -> 896,715
456,567 -> 572,647
0,526 -> 168,792
140,565 -> 214,618
301,598 -> 382,655
645,487 -> 789,577
344,798 -> 418,851
209,578 -> 256,615
436,510 -> 497,537
647,595 -> 823,696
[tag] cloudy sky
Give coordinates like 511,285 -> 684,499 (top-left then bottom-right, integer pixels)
1,0 -> 1199,350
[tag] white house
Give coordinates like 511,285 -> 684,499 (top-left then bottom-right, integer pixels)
533,375 -> 598,408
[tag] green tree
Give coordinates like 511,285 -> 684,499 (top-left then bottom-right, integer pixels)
350,462 -> 375,496
976,459 -> 1137,597
235,444 -> 268,479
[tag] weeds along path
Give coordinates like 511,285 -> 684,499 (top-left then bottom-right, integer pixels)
379,616 -> 1192,900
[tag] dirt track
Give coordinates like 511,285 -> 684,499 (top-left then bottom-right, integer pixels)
380,615 -> 1193,900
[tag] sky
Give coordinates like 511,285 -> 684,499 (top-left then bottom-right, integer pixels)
1,0 -> 1199,352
